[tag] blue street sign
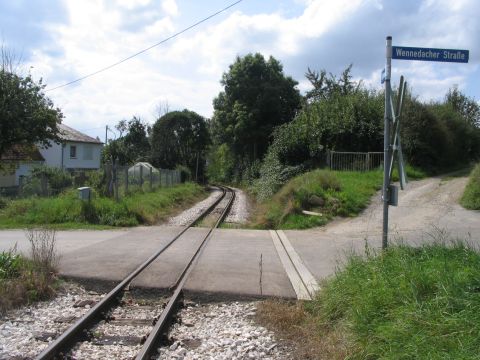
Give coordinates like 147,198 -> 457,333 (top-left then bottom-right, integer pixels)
392,46 -> 469,63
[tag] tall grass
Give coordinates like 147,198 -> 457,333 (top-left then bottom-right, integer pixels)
254,169 -> 383,229
258,242 -> 480,359
461,163 -> 480,210
311,242 -> 480,359
0,182 -> 205,228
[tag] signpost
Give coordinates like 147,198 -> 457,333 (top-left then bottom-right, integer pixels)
382,36 -> 469,249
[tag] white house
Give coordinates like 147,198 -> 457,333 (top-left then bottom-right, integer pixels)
0,145 -> 45,187
39,123 -> 103,171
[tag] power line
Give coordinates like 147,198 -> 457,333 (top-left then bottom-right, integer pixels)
46,0 -> 243,92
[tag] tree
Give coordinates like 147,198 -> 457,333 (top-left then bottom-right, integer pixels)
211,53 -> 301,166
446,87 -> 480,127
151,110 -> 210,180
304,64 -> 361,103
0,48 -> 63,158
102,116 -> 151,165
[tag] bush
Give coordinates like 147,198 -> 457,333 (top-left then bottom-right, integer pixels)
461,163 -> 480,209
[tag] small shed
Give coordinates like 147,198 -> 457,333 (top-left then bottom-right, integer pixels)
128,162 -> 159,178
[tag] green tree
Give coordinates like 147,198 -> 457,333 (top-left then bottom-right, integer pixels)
211,53 -> 301,168
102,116 -> 151,165
151,110 -> 210,180
446,87 -> 480,127
0,56 -> 63,158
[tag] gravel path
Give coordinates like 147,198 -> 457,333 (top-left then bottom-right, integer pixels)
225,187 -> 250,224
168,187 -> 223,226
156,301 -> 291,360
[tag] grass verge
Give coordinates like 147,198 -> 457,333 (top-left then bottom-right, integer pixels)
0,182 -> 206,229
253,169 -> 383,229
460,163 -> 480,210
257,241 -> 480,359
1,228 -> 59,314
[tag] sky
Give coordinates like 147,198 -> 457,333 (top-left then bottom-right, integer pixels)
1,0 -> 478,141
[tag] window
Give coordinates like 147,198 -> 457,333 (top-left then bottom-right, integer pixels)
83,145 -> 93,160
70,145 -> 77,158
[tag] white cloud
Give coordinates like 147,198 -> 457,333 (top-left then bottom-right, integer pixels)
161,0 -> 178,17
22,0 -> 480,139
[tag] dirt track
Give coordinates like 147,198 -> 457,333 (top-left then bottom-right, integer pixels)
313,175 -> 480,246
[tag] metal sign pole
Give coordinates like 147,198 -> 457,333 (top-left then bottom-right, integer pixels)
382,36 -> 393,249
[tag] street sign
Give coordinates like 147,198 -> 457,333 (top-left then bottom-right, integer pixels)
392,46 -> 469,63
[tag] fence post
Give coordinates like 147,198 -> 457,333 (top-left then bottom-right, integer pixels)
41,173 -> 48,196
124,167 -> 128,194
140,166 -> 144,188
150,167 -> 153,191
114,165 -> 119,202
366,153 -> 370,171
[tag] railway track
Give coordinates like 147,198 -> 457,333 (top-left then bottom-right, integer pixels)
35,185 -> 236,360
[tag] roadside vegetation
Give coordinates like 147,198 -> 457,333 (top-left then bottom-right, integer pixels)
0,183 -> 206,229
258,241 -> 480,359
253,170 -> 382,229
0,228 -> 58,313
461,163 -> 480,210
253,164 -> 426,230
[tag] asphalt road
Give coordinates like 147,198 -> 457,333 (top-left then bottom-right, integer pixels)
0,175 -> 478,299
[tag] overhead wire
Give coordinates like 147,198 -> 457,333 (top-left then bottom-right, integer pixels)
46,0 -> 243,92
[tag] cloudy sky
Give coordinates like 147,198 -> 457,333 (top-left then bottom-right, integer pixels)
1,0 -> 478,141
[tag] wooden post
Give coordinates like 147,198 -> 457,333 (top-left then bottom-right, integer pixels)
124,167 -> 128,193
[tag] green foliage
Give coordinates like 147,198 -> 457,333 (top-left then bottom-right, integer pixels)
210,53 -> 301,180
0,58 -> 63,158
30,165 -> 73,192
461,163 -> 480,209
0,183 -> 205,228
311,242 -> 480,359
446,87 -> 480,127
151,110 -> 210,181
0,250 -> 21,279
206,143 -> 235,183
257,84 -> 383,198
254,169 -> 382,229
401,91 -> 480,173
102,116 -> 151,165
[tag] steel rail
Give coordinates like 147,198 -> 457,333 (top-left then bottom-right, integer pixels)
35,186 -> 227,360
136,186 -> 236,359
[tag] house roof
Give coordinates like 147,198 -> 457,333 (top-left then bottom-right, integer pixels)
59,123 -> 103,144
1,144 -> 45,162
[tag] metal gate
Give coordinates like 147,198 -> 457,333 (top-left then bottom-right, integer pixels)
327,151 -> 383,171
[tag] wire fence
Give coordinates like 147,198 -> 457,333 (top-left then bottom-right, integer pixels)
106,165 -> 181,201
0,164 -> 182,200
327,151 -> 384,171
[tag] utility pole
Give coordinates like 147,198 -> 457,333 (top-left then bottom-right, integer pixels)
382,36 -> 393,249
105,125 -> 108,144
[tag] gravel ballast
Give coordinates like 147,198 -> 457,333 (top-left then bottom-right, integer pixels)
225,187 -> 250,224
1,283 -> 291,359
156,302 -> 292,359
168,187 -> 223,226
0,283 -> 101,358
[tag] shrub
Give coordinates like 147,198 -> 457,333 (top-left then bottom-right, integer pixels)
461,163 -> 480,209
